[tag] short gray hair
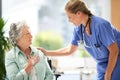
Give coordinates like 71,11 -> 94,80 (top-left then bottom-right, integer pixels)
9,21 -> 28,46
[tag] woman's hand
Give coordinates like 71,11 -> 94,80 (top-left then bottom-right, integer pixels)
37,47 -> 47,54
24,55 -> 40,75
31,54 -> 40,66
104,72 -> 111,80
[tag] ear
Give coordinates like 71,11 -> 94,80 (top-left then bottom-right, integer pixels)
76,11 -> 81,16
77,11 -> 81,14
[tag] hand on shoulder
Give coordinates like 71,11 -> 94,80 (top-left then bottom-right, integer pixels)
37,47 -> 47,55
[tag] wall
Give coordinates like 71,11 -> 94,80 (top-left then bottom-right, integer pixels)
111,0 -> 120,31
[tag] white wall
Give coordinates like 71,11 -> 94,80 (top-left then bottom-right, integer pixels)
2,0 -> 39,37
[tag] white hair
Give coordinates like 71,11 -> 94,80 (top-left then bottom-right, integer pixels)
9,21 -> 28,46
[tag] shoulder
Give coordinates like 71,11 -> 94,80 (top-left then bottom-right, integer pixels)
5,48 -> 16,64
92,16 -> 111,30
30,46 -> 46,57
31,46 -> 47,61
92,16 -> 109,25
5,48 -> 15,59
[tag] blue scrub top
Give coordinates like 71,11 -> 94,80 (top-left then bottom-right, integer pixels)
71,16 -> 120,80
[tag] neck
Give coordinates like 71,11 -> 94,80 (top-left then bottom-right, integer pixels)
81,15 -> 89,27
84,16 -> 91,35
18,45 -> 31,55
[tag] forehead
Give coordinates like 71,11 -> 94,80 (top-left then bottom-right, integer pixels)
21,26 -> 29,33
66,10 -> 71,15
66,10 -> 76,16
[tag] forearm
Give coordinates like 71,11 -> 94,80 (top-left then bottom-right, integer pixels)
6,67 -> 28,80
106,50 -> 118,74
24,62 -> 33,75
45,45 -> 78,56
105,43 -> 119,77
38,44 -> 78,56
46,47 -> 71,56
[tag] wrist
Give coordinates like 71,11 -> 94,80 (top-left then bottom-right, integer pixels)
24,62 -> 33,75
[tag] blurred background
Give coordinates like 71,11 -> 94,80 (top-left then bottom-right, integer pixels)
1,0 -> 120,80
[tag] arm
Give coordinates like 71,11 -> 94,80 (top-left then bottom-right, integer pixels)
39,44 -> 78,56
104,43 -> 119,80
5,55 -> 28,80
24,55 -> 40,75
5,54 -> 39,80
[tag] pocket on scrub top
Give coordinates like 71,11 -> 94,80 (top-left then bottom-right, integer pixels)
94,45 -> 109,59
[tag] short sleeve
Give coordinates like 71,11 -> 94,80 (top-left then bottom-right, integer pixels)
71,26 -> 82,46
98,22 -> 116,47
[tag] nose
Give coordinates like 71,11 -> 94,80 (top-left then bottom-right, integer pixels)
68,19 -> 75,26
29,33 -> 32,39
68,18 -> 72,23
68,19 -> 71,22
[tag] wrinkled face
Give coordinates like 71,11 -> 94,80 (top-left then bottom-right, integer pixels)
65,10 -> 82,26
17,27 -> 32,48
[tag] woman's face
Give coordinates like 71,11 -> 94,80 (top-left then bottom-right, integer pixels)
17,27 -> 32,48
65,10 -> 82,26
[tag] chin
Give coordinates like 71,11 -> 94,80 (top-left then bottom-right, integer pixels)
73,23 -> 79,26
29,43 -> 32,45
74,24 -> 79,27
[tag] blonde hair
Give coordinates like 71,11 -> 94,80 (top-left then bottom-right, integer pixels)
65,0 -> 93,16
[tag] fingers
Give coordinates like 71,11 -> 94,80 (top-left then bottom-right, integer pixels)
24,60 -> 33,75
24,54 -> 40,75
37,47 -> 46,53
31,55 -> 40,66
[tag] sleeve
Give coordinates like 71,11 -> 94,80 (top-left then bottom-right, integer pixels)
5,52 -> 28,80
43,56 -> 54,80
71,28 -> 81,46
98,21 -> 116,47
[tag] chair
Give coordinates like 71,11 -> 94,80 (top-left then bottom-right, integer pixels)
47,58 -> 63,80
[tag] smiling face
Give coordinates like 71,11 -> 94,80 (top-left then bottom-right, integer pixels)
65,10 -> 82,26
16,26 -> 32,48
65,0 -> 92,27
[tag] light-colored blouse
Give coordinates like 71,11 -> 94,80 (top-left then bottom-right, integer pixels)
5,46 -> 54,80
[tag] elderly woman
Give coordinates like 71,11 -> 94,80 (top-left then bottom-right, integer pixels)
5,21 -> 54,80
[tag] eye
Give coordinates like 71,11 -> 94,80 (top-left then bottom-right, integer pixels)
68,16 -> 71,19
68,15 -> 73,20
27,32 -> 30,35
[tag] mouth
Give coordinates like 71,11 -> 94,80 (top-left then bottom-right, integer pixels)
29,39 -> 32,43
